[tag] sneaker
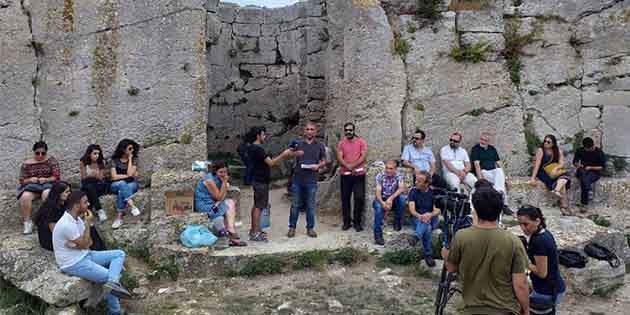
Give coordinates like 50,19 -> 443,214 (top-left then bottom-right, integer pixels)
249,232 -> 268,242
287,228 -> 296,238
97,209 -> 108,223
374,236 -> 385,246
588,190 -> 594,201
112,219 -> 123,229
502,205 -> 514,216
306,229 -> 318,238
23,220 -> 33,235
424,255 -> 436,267
130,206 -> 141,217
104,281 -> 132,299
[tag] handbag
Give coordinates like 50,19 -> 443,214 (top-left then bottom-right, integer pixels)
558,249 -> 587,268
543,163 -> 566,179
584,242 -> 621,268
180,225 -> 217,248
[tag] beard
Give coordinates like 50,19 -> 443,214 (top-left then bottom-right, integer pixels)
345,133 -> 354,139
449,143 -> 458,149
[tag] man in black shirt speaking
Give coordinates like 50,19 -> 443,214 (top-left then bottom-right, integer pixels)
573,137 -> 606,206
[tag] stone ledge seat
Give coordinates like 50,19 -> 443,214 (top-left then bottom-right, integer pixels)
0,232 -> 102,308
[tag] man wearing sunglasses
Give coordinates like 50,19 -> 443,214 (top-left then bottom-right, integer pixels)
336,122 -> 368,231
401,129 -> 447,189
440,132 -> 477,192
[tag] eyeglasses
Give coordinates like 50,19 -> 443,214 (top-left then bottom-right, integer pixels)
344,129 -> 354,132
544,140 -> 552,144
35,151 -> 47,156
449,139 -> 460,143
413,137 -> 423,140
305,128 -> 315,131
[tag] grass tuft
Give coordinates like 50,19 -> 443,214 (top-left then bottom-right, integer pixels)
393,35 -> 411,57
237,255 -> 284,277
380,248 -> 424,266
588,214 -> 611,227
147,256 -> 179,282
450,42 -> 490,63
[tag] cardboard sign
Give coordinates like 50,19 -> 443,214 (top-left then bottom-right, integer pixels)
165,191 -> 194,216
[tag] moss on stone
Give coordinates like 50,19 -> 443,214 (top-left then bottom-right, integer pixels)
62,0 -> 75,33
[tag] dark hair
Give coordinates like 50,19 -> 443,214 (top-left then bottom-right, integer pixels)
582,137 -> 594,149
541,134 -> 560,163
33,141 -> 48,152
248,126 -> 266,142
80,144 -> 105,168
474,178 -> 493,190
112,139 -> 139,160
415,170 -> 431,184
472,186 -> 503,221
414,129 -> 426,140
517,205 -> 547,230
66,191 -> 87,211
212,160 -> 228,175
343,122 -> 355,130
35,181 -> 70,226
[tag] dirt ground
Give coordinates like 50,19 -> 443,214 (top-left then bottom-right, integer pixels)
115,186 -> 630,315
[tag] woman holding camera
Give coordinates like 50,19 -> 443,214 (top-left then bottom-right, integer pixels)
517,206 -> 565,312
529,135 -> 570,211
110,139 -> 141,229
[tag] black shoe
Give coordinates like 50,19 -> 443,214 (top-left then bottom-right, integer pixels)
409,235 -> 419,247
502,205 -> 514,216
424,255 -> 436,267
354,225 -> 364,232
342,223 -> 352,231
104,281 -> 133,299
375,236 -> 385,245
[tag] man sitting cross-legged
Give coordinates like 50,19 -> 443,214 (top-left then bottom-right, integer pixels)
53,191 -> 131,315
372,160 -> 406,245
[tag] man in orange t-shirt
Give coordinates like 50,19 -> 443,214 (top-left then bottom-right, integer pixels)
336,122 -> 368,231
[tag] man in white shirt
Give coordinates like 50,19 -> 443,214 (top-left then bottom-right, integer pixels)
440,132 -> 477,191
53,191 -> 131,315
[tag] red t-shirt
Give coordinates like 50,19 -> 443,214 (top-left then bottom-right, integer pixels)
337,137 -> 367,175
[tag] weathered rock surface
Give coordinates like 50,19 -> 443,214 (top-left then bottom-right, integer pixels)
0,232 -> 100,307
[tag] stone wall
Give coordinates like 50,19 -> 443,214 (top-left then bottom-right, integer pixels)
2,0 -> 630,187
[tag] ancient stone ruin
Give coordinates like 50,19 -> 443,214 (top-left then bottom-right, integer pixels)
1,0 -> 630,313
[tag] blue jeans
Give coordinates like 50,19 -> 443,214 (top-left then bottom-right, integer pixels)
530,289 -> 565,313
110,180 -> 138,211
372,195 -> 404,238
288,182 -> 317,229
412,217 -> 434,257
61,250 -> 126,315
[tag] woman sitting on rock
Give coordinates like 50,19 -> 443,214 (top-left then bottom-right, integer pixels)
17,141 -> 60,235
517,205 -> 566,311
80,144 -> 109,224
529,134 -> 571,211
110,139 -> 141,229
194,161 -> 246,247
35,181 -> 106,251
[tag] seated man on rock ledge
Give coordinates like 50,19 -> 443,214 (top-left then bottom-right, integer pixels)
53,191 -> 132,315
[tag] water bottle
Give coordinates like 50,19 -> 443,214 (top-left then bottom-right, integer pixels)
260,203 -> 271,230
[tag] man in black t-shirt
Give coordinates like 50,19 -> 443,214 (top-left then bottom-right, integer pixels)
573,137 -> 606,206
247,126 -> 298,241
470,132 -> 512,215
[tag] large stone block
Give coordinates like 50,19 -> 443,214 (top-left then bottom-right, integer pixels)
460,32 -> 505,62
235,6 -> 264,24
602,106 -> 630,157
505,0 -> 622,22
583,90 -> 630,107
574,1 -> 630,60
524,86 -> 582,140
233,23 -> 260,37
579,107 -> 601,130
456,8 -> 503,33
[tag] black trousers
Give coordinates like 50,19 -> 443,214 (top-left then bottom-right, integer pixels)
576,169 -> 600,205
81,179 -> 108,211
340,174 -> 366,227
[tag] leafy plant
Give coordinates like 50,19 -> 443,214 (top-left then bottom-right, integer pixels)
332,247 -> 366,266
237,255 -> 284,277
524,113 -> 542,156
587,214 -> 611,227
502,21 -> 536,85
293,250 -> 331,270
406,21 -> 418,34
120,271 -> 139,291
0,279 -> 47,315
393,35 -> 411,57
147,256 -> 179,281
380,248 -> 424,266
612,157 -> 628,173
450,42 -> 490,63
417,0 -> 442,20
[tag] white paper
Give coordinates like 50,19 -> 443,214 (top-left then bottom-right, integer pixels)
301,163 -> 319,169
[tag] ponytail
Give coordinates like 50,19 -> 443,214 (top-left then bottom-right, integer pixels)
517,205 -> 546,231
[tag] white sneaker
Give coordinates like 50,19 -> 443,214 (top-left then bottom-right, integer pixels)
97,209 -> 108,223
112,219 -> 123,229
23,220 -> 33,235
130,206 -> 141,217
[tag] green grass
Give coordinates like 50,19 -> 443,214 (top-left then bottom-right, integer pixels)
502,20 -> 537,85
380,248 -> 424,266
236,255 -> 284,277
120,271 -> 139,291
587,214 -> 611,227
127,246 -> 151,264
393,35 -> 411,57
406,21 -> 418,33
332,247 -> 367,266
612,157 -> 628,173
416,0 -> 442,20
293,250 -> 331,270
450,42 -> 490,63
147,256 -> 180,281
0,279 -> 48,315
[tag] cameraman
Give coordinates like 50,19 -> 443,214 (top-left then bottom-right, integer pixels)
408,170 -> 440,267
443,185 -> 530,315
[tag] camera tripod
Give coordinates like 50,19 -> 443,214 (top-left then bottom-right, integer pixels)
433,190 -> 471,315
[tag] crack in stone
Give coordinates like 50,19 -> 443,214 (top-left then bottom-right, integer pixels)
459,104 -> 513,117
577,0 -> 626,21
20,0 -> 43,141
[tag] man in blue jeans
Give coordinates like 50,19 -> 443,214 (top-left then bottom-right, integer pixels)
373,160 -> 407,245
287,122 -> 326,238
53,191 -> 131,315
408,170 -> 440,267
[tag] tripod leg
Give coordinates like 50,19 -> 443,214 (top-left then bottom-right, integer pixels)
434,266 -> 450,315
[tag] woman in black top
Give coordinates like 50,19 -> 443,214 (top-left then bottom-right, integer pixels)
517,206 -> 566,308
110,139 -> 141,229
35,181 -> 106,251
80,144 -> 109,223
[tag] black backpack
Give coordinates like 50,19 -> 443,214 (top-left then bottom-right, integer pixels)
584,242 -> 621,268
558,249 -> 587,268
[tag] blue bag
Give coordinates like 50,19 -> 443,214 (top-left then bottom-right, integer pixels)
180,225 -> 217,248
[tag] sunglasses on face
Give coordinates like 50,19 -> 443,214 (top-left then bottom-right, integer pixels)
344,129 -> 354,132
35,151 -> 47,156
413,137 -> 423,140
449,139 -> 460,143
544,140 -> 552,144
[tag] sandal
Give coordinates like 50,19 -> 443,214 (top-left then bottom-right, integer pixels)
229,238 -> 247,247
249,232 -> 268,242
